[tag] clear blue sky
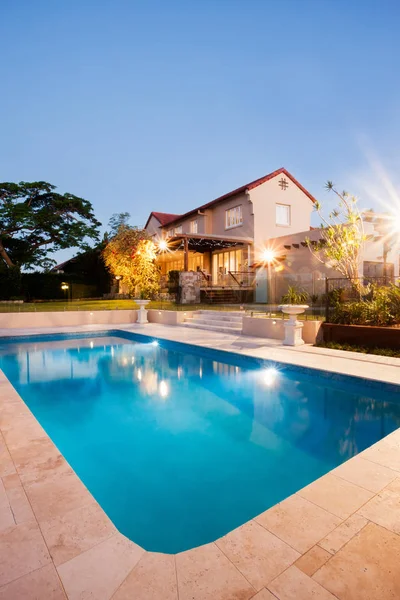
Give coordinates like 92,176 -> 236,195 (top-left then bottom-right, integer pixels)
1,0 -> 400,260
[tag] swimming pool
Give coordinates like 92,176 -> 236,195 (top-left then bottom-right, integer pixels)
0,330 -> 399,553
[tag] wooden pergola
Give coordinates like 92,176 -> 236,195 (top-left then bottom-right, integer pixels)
162,233 -> 253,271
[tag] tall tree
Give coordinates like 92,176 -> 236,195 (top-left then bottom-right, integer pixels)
0,181 -> 101,270
306,182 -> 366,286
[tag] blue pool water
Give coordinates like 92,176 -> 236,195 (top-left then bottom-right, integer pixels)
0,331 -> 399,553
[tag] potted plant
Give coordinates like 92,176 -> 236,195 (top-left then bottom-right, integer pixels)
279,286 -> 309,346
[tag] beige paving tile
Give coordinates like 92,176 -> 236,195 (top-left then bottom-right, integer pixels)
41,500 -> 117,566
0,506 -> 15,534
57,532 -> 144,600
23,468 -> 93,522
2,415 -> 47,453
0,520 -> 51,587
294,545 -> 332,577
255,494 -> 341,553
5,483 -> 35,525
0,479 -> 7,509
361,441 -> 400,472
298,473 -> 374,519
358,480 -> 400,535
13,438 -> 69,483
318,513 -> 369,554
2,473 -> 20,490
314,522 -> 400,599
0,564 -> 66,600
0,438 -> 16,477
216,520 -> 299,591
0,401 -> 32,431
176,541 -> 255,600
112,552 -> 177,600
269,565 -> 336,599
249,590 -> 277,600
333,456 -> 398,493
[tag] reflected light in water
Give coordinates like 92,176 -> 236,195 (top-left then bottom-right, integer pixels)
90,341 -> 94,349
122,357 -> 128,366
262,368 -> 279,387
159,380 -> 168,398
131,356 -> 135,365
151,341 -> 159,346
137,368 -> 142,381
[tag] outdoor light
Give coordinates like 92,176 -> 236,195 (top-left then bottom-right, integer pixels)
261,249 -> 275,263
61,283 -> 69,290
115,275 -> 122,280
90,341 -> 94,349
158,239 -> 168,251
151,340 -> 159,346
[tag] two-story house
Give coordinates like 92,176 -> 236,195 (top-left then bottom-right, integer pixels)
144,167 -> 317,301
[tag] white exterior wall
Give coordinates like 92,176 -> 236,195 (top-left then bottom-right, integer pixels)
249,175 -> 314,262
362,222 -> 400,277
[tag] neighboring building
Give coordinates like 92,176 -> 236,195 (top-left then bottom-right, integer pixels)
144,167 -> 400,302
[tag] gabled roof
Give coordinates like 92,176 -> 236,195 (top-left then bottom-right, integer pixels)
144,211 -> 181,229
144,168 -> 317,230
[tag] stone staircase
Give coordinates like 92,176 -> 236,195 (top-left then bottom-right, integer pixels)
183,310 -> 244,334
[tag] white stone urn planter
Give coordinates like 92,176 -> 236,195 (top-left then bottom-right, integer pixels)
278,304 -> 309,346
134,299 -> 151,324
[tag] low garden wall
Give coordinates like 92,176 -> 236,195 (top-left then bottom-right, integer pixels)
147,310 -> 191,325
322,323 -> 400,350
242,316 -> 322,344
0,310 -> 138,330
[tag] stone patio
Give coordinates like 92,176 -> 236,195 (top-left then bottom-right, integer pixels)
0,323 -> 400,599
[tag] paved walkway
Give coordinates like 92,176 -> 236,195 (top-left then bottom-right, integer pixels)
0,323 -> 399,599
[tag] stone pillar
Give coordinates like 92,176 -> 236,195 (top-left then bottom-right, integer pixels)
179,271 -> 201,304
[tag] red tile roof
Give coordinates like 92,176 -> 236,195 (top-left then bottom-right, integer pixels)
144,211 -> 181,229
145,168 -> 317,229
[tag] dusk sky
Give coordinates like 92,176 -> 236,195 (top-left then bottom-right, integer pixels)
2,0 -> 400,260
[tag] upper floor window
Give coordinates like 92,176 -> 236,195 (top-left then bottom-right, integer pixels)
167,228 -> 174,237
175,225 -> 183,234
225,205 -> 243,229
276,204 -> 291,226
190,219 -> 198,234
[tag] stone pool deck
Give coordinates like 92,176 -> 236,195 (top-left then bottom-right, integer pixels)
0,323 -> 400,599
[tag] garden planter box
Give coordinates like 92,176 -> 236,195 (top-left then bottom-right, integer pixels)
322,323 -> 400,350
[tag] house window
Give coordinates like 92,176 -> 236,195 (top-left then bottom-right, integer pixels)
175,225 -> 182,234
276,204 -> 291,226
190,219 -> 198,233
225,205 -> 243,229
167,229 -> 174,237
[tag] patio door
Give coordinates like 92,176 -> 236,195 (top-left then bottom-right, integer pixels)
255,267 -> 267,302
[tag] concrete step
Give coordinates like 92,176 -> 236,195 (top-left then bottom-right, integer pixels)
195,310 -> 244,316
190,315 -> 243,324
187,317 -> 242,326
183,322 -> 242,334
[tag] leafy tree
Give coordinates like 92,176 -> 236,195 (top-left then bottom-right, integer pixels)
306,182 -> 366,287
102,214 -> 151,292
131,239 -> 160,299
0,181 -> 101,270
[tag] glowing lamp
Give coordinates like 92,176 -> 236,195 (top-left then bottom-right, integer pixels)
158,239 -> 168,251
261,249 -> 275,263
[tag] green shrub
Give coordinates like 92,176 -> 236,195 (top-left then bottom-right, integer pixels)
331,284 -> 400,326
281,286 -> 309,304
